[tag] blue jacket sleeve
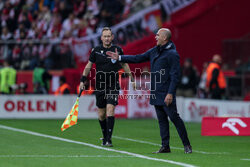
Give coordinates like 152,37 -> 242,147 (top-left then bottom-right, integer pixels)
120,49 -> 151,63
168,52 -> 180,94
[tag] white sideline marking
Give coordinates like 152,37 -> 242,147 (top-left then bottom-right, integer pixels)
113,136 -> 229,155
0,125 -> 196,167
241,159 -> 250,161
0,155 -> 133,158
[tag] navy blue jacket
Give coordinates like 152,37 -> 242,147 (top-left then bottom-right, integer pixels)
120,41 -> 180,105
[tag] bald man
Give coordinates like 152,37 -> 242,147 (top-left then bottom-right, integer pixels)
107,28 -> 192,154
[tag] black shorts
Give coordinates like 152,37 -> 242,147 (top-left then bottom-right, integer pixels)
95,89 -> 119,108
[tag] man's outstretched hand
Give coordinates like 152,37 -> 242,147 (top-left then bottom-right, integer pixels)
106,48 -> 119,60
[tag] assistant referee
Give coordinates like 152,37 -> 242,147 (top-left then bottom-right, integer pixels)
79,27 -> 134,147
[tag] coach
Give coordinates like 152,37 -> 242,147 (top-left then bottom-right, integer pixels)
107,28 -> 192,154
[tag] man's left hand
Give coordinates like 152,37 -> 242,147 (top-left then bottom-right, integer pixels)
164,94 -> 173,106
79,82 -> 85,91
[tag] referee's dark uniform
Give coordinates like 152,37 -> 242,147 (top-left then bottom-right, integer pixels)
89,44 -> 123,144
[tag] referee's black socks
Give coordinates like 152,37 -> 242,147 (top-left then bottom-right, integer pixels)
107,116 -> 115,142
99,119 -> 107,141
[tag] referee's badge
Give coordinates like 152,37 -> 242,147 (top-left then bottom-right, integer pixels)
101,50 -> 103,54
111,59 -> 117,63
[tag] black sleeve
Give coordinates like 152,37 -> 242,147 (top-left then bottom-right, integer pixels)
63,88 -> 70,94
42,71 -> 52,81
118,47 -> 124,55
190,68 -> 198,88
89,48 -> 96,63
210,68 -> 219,89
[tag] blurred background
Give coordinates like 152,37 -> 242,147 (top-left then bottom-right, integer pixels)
0,0 -> 250,121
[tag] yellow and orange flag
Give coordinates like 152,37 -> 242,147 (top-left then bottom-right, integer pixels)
61,89 -> 82,131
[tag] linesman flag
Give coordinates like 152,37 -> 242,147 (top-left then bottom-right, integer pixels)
61,89 -> 83,131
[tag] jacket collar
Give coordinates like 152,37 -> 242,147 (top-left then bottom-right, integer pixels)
157,41 -> 175,53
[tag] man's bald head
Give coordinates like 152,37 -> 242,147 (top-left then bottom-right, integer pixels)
156,28 -> 172,46
159,28 -> 172,41
212,54 -> 222,64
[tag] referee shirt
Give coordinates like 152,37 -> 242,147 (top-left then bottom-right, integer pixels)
89,45 -> 123,91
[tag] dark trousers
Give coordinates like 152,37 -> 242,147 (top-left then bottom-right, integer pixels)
154,105 -> 190,147
211,88 -> 225,99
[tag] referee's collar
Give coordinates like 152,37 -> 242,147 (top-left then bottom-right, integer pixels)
101,44 -> 113,49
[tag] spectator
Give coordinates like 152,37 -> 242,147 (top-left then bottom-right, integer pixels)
1,26 -> 12,40
20,42 -> 32,70
77,18 -> 88,37
96,0 -> 124,32
54,76 -> 71,95
46,13 -> 62,38
61,13 -> 80,38
12,44 -> 22,69
29,43 -> 40,69
83,8 -> 97,34
33,61 -> 52,94
18,6 -> 32,29
1,26 -> 13,60
206,54 -> 227,99
36,13 -> 49,38
86,0 -> 99,16
73,0 -> 87,18
19,29 -> 27,39
197,62 -> 208,98
14,22 -> 26,39
27,22 -> 38,38
56,0 -> 74,22
0,60 -> 17,94
176,58 -> 198,97
235,58 -> 250,74
1,2 -> 17,32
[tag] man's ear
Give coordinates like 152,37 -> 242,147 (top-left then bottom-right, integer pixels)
112,34 -> 114,40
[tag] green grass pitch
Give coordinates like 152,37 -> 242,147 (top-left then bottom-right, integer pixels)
0,119 -> 250,167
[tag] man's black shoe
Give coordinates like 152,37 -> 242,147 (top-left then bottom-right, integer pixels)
105,140 -> 113,147
184,145 -> 192,154
100,138 -> 107,146
152,146 -> 171,153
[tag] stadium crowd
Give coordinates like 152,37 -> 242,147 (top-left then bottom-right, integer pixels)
0,0 -> 160,70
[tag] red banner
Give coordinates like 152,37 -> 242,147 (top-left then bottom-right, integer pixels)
201,117 -> 250,136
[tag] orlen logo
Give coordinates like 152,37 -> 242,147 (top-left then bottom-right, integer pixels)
222,118 -> 247,135
188,101 -> 218,118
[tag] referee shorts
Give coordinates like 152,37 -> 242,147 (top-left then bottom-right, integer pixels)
95,89 -> 119,108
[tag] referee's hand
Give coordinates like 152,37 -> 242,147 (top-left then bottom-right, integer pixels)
107,48 -> 119,60
79,82 -> 85,91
